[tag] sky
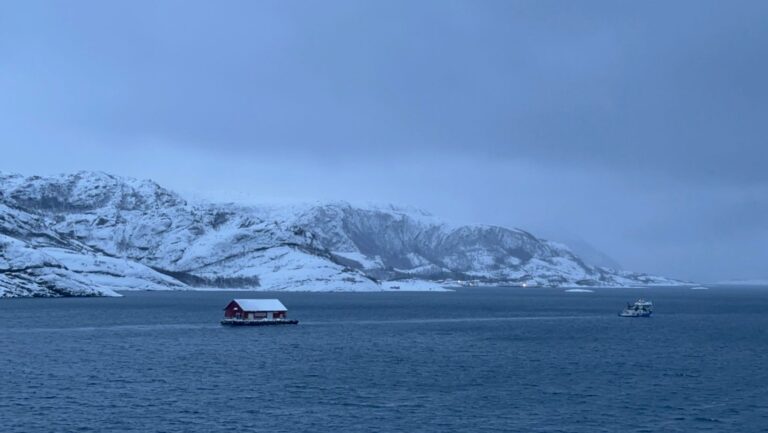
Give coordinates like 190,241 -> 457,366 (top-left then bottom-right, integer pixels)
1,0 -> 767,282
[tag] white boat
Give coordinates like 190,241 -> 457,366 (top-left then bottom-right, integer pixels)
619,298 -> 653,317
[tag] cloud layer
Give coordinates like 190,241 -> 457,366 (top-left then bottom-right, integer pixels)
1,0 -> 766,281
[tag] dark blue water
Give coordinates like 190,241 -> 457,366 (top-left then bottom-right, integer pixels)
1,287 -> 767,432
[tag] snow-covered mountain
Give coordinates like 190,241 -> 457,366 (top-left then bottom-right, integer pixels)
0,172 -> 681,297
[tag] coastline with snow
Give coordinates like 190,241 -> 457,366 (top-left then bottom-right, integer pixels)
1,171 -> 685,298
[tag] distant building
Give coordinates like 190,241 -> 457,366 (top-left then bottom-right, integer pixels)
223,299 -> 288,321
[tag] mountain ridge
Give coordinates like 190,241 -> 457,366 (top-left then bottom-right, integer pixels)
0,171 -> 684,297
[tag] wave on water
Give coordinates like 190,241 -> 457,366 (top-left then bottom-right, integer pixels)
4,323 -> 219,333
303,315 -> 609,326
5,315 -> 612,333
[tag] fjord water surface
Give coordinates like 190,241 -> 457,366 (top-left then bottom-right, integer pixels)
1,287 -> 767,432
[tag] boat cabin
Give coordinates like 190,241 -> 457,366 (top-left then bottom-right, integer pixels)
223,299 -> 288,321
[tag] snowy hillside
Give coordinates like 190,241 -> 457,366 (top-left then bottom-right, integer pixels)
0,172 -> 681,297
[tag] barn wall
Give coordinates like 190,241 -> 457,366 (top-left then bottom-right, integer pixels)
223,302 -> 242,318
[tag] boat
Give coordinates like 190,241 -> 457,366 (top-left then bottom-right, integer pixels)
220,299 -> 299,326
619,298 -> 653,317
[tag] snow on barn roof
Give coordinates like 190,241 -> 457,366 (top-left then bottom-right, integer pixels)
231,299 -> 287,312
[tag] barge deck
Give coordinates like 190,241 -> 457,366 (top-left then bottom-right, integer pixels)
221,319 -> 299,326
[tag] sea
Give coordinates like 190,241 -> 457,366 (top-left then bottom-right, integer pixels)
1,286 -> 767,432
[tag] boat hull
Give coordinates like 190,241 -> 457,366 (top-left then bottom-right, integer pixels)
221,319 -> 299,326
618,312 -> 652,318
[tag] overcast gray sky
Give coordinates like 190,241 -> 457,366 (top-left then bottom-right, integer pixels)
1,0 -> 767,282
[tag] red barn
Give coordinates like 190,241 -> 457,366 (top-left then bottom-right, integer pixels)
223,299 -> 288,321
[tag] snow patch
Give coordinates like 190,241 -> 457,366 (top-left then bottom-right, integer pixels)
381,280 -> 451,292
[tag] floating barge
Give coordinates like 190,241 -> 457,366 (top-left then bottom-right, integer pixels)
221,299 -> 299,326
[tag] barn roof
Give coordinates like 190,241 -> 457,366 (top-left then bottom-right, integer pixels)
231,299 -> 287,312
